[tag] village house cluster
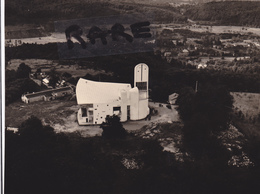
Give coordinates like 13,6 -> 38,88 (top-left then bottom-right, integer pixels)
157,25 -> 260,68
21,67 -> 75,103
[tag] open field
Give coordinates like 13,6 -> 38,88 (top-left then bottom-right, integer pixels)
232,92 -> 260,120
160,24 -> 260,36
5,100 -> 78,128
184,25 -> 260,36
231,92 -> 260,139
233,119 -> 260,140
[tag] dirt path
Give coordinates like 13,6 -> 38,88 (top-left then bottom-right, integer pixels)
52,102 -> 180,136
123,102 -> 180,131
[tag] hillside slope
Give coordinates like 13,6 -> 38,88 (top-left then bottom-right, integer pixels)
5,0 -> 186,38
6,0 -> 119,25
183,1 -> 260,27
5,0 -> 185,25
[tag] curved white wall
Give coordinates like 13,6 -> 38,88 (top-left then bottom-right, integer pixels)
138,99 -> 149,120
130,87 -> 139,120
120,89 -> 128,122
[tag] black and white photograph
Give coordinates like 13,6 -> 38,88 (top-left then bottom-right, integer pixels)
3,0 -> 260,193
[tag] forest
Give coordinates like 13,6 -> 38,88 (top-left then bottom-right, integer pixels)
182,1 -> 260,27
6,0 -> 260,34
5,0 -> 186,29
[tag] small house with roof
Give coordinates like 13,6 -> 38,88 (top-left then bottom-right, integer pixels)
21,86 -> 74,103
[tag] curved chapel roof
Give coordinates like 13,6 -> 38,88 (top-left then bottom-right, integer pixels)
76,78 -> 131,104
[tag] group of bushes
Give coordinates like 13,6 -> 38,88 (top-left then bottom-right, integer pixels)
5,116 -> 175,194
6,111 -> 260,193
6,63 -> 41,105
176,83 -> 233,158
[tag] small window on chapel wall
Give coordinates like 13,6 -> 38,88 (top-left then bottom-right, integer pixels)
136,82 -> 147,90
81,108 -> 87,117
113,107 -> 121,111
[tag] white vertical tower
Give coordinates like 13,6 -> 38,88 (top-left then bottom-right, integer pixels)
134,63 -> 149,100
131,63 -> 149,120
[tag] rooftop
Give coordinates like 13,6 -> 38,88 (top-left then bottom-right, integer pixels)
24,86 -> 73,98
76,78 -> 131,104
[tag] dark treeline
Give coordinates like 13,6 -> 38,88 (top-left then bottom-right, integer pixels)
6,43 -> 59,61
6,43 -> 260,103
6,0 -> 185,28
6,116 -> 260,194
6,0 -> 119,26
183,1 -> 260,27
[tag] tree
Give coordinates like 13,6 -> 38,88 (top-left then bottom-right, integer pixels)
62,72 -> 72,78
18,116 -> 43,136
16,63 -> 31,78
48,68 -> 60,88
5,69 -> 16,83
18,116 -> 56,144
177,83 -> 233,130
182,112 -> 228,160
100,115 -> 127,139
176,87 -> 196,122
6,78 -> 40,105
194,84 -> 233,130
177,83 -> 233,159
36,68 -> 42,73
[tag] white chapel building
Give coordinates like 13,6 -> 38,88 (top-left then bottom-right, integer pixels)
76,63 -> 150,125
